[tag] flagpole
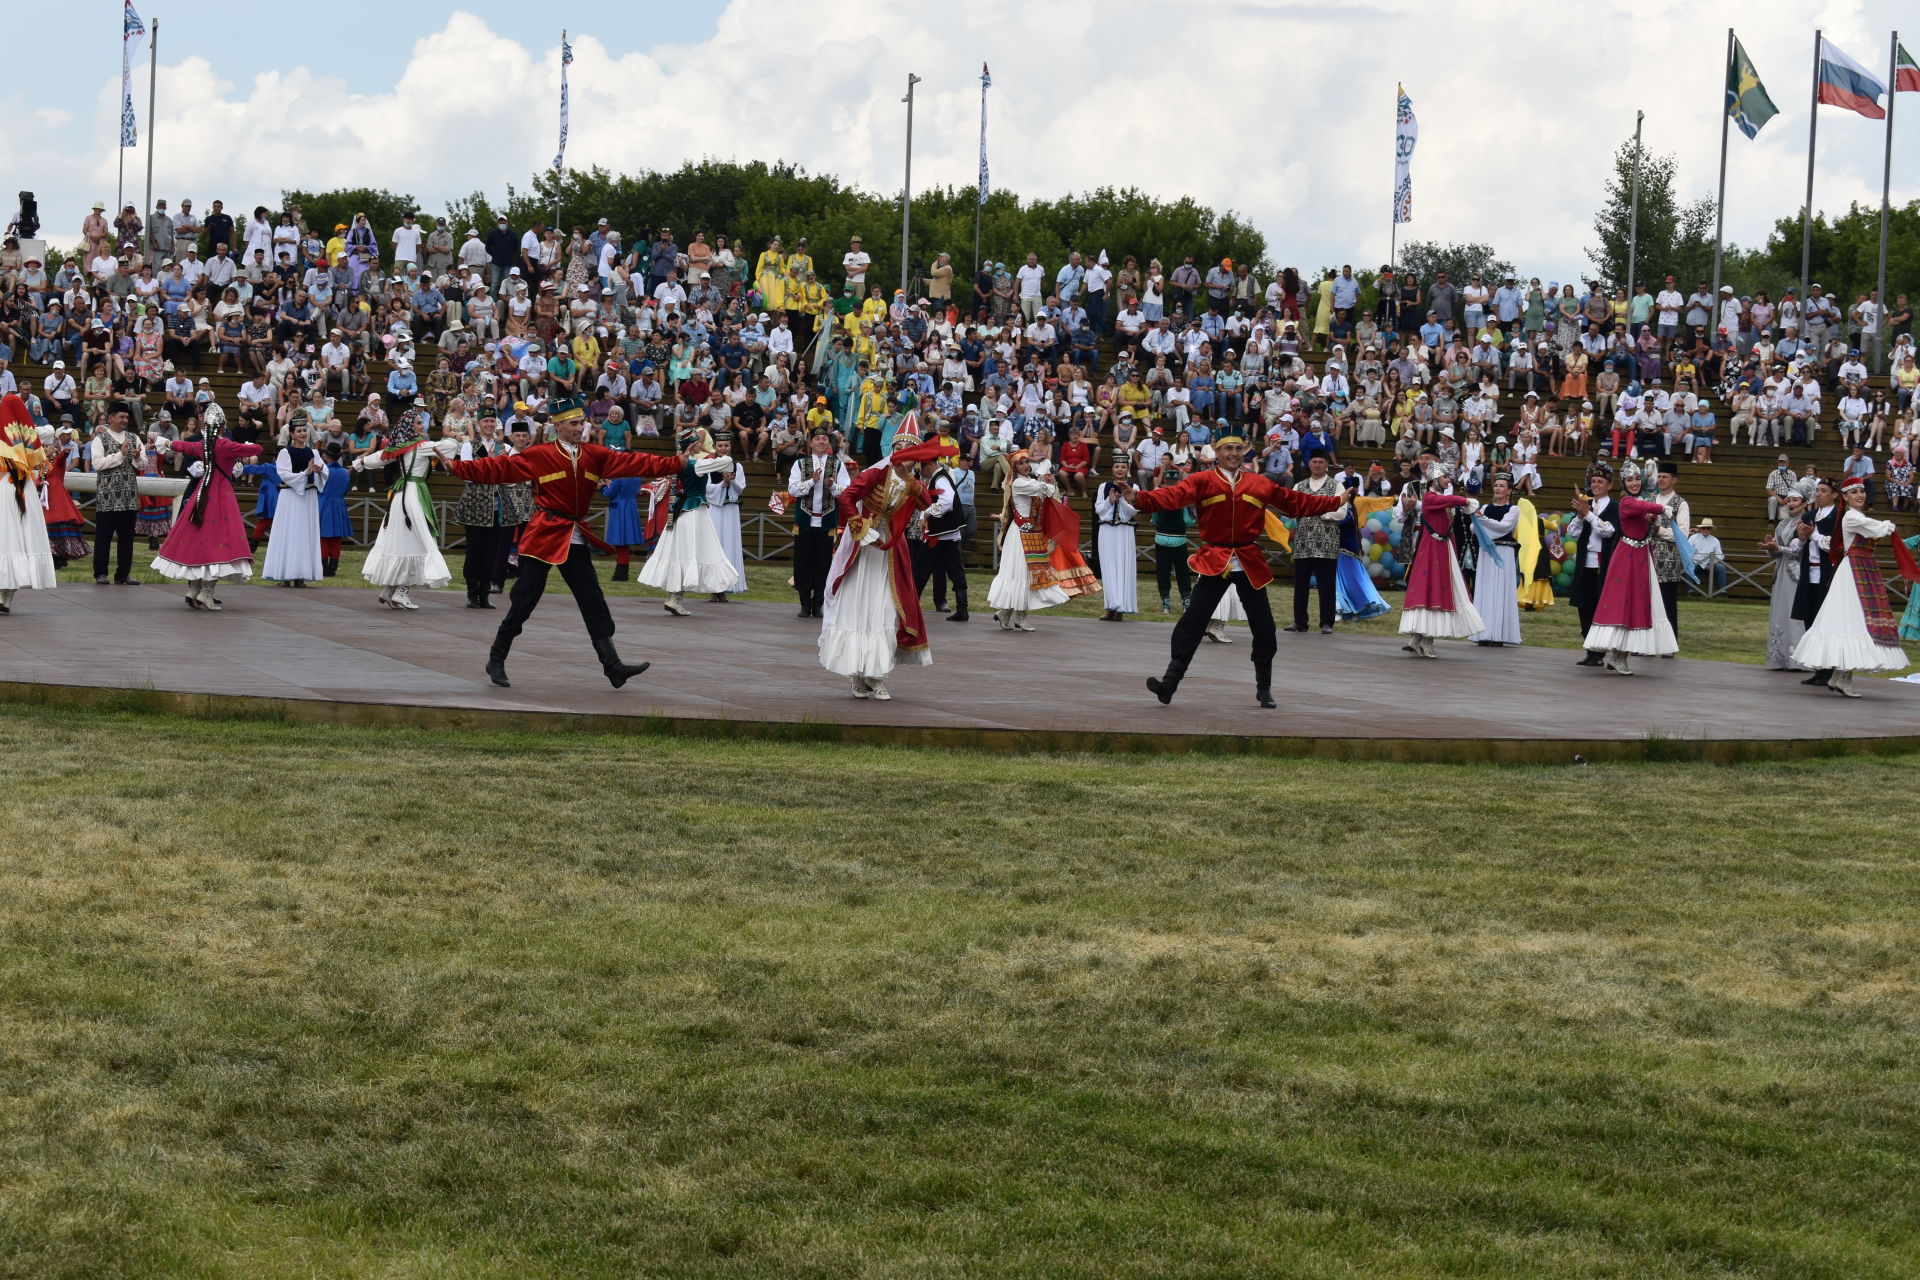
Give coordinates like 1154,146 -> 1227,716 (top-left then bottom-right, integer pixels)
973,66 -> 986,282
1875,30 -> 1897,374
553,30 -> 565,234
1388,86 -> 1397,273
143,18 -> 157,265
1800,29 -> 1821,313
1710,28 -> 1733,310
1625,111 -> 1643,298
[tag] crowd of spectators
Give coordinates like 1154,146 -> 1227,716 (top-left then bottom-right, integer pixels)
0,193 -> 1913,532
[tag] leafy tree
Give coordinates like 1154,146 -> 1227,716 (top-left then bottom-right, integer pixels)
1396,240 -> 1514,288
1759,199 -> 1920,314
282,187 -> 423,245
373,160 -> 1270,310
1587,136 -> 1715,291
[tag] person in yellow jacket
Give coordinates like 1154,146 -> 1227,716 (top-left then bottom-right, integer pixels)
855,367 -> 887,461
806,395 -> 837,440
325,223 -> 348,267
755,237 -> 788,312
859,286 -> 888,329
786,238 -> 815,285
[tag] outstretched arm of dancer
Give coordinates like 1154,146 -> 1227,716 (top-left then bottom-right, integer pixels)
591,449 -> 684,482
445,451 -> 540,485
1124,472 -> 1202,514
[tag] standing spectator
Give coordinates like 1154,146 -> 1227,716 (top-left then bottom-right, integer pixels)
485,215 -> 518,293
1082,252 -> 1111,331
146,198 -> 174,267
1203,258 -> 1235,314
391,212 -> 424,271
1426,271 -> 1458,328
425,217 -> 455,277
1168,254 -> 1201,317
1015,253 -> 1047,321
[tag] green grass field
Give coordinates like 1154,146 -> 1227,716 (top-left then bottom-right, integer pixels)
2,706 -> 1917,1278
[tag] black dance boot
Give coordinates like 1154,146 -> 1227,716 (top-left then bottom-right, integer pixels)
592,636 -> 650,688
611,563 -> 629,582
1254,661 -> 1276,708
1145,666 -> 1180,705
485,640 -> 511,687
1801,668 -> 1832,687
947,591 -> 969,622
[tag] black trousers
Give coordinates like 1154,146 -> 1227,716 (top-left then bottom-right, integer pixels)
1574,566 -> 1605,644
794,523 -> 835,613
463,523 -> 512,594
1155,545 -> 1192,603
490,544 -> 616,661
1164,572 -> 1277,689
93,508 -> 138,580
1292,557 -> 1336,628
912,538 -> 967,610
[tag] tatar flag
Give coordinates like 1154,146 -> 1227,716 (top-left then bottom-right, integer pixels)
1816,37 -> 1887,120
1725,37 -> 1779,139
1896,42 -> 1920,94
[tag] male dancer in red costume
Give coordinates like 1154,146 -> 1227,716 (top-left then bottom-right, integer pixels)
1126,433 -> 1342,708
445,404 -> 682,688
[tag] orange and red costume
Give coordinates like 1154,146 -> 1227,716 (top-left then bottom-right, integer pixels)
1129,467 -> 1341,587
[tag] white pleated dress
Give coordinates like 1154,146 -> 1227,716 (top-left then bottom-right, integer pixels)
1792,510 -> 1910,672
639,456 -> 739,594
355,438 -> 458,588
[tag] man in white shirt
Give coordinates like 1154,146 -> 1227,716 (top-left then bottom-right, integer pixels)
767,317 -> 795,358
787,430 -> 851,617
1115,300 -> 1147,342
457,229 -> 490,273
236,371 -> 277,441
1654,276 -> 1684,354
391,213 -> 423,269
320,328 -> 354,398
1015,253 -> 1047,321
204,245 -> 237,290
841,236 -> 870,292
178,244 -> 205,288
652,270 -> 686,314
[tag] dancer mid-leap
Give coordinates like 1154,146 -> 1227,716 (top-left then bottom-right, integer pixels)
1126,433 -> 1342,709
444,404 -> 682,688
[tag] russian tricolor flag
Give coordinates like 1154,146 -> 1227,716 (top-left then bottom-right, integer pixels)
1817,38 -> 1887,119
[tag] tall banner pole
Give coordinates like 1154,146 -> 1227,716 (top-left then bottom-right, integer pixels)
1625,111 -> 1644,296
1875,31 -> 1898,373
1710,28 -> 1733,308
1800,30 -> 1822,311
143,19 -> 158,264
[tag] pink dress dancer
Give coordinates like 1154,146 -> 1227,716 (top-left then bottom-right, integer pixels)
153,432 -> 264,610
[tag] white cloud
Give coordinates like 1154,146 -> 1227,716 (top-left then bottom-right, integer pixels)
6,0 -> 1913,283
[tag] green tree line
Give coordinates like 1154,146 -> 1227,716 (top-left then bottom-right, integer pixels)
285,161 -> 1268,312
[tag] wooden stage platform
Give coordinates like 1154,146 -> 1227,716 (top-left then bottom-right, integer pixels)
0,586 -> 1916,763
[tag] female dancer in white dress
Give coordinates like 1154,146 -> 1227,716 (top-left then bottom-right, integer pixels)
986,451 -> 1069,631
638,426 -> 738,616
0,394 -> 56,615
1468,472 -> 1523,646
261,422 -> 326,587
703,435 -> 749,599
352,406 -> 459,610
1791,475 -> 1917,697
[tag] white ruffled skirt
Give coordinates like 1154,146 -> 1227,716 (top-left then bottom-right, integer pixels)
0,479 -> 57,591
1399,550 -> 1485,638
818,544 -> 928,678
639,507 -> 738,593
1792,558 -> 1909,671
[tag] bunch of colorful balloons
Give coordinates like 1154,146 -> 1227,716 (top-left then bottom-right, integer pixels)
1362,508 -> 1403,583
1545,510 -> 1576,596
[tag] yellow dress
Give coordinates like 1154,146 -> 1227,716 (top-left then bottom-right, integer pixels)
798,280 -> 830,319
787,252 -> 815,284
1313,280 -> 1334,335
756,250 -> 788,310
856,377 -> 886,435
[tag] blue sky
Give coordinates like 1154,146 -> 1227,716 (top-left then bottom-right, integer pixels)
4,1 -> 1914,285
